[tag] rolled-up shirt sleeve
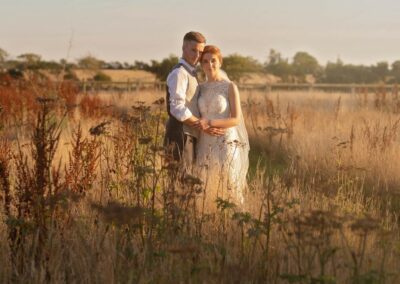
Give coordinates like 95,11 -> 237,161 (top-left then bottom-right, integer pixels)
167,69 -> 193,121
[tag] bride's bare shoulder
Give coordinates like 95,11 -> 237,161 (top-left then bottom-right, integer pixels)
228,81 -> 239,91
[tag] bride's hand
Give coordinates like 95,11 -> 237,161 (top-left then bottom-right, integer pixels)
204,127 -> 225,136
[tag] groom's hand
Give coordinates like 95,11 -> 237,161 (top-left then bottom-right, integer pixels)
197,118 -> 210,131
204,127 -> 225,136
193,118 -> 210,131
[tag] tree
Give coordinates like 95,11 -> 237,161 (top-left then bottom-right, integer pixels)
266,49 -> 283,65
371,61 -> 389,82
292,52 -> 320,79
17,53 -> 42,69
59,59 -> 77,71
323,60 -> 346,83
265,49 -> 293,80
123,62 -> 132,69
0,48 -> 8,63
148,55 -> 179,81
103,61 -> 124,70
0,48 -> 8,70
18,53 -> 41,64
223,54 -> 263,82
77,55 -> 103,70
133,60 -> 151,70
390,60 -> 400,83
37,60 -> 64,71
322,60 -> 377,84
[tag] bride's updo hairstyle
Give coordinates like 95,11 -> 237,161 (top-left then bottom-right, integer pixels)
200,45 -> 223,65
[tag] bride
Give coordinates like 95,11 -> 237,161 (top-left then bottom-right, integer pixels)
194,45 -> 250,205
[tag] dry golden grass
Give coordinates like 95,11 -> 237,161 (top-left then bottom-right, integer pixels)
242,89 -> 400,189
1,82 -> 400,282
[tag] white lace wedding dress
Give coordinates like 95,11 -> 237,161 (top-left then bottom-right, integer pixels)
196,80 -> 250,205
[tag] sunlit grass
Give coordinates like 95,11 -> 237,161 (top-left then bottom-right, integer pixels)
1,76 -> 400,282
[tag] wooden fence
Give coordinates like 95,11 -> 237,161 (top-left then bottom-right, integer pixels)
78,80 -> 399,94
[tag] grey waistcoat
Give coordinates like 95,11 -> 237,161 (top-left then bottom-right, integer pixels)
166,64 -> 200,139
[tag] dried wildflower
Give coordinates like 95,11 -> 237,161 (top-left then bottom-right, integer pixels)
232,211 -> 252,225
296,210 -> 343,231
183,174 -> 203,186
65,103 -> 79,110
192,184 -> 204,194
91,201 -> 145,226
166,244 -> 198,254
36,97 -> 57,104
152,97 -> 165,105
44,190 -> 82,208
119,113 -> 142,124
263,126 -> 287,134
89,121 -> 110,136
336,165 -> 366,172
162,160 -> 180,171
119,113 -> 131,124
132,102 -> 151,113
216,197 -> 236,211
336,141 -> 349,147
350,215 -> 379,233
0,141 -> 11,216
135,165 -> 155,175
5,217 -> 35,233
150,145 -> 165,152
131,116 -> 143,124
138,136 -> 152,145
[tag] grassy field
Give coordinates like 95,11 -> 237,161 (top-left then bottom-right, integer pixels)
1,74 -> 400,283
73,69 -> 157,82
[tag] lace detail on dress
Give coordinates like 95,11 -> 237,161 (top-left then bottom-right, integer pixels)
198,81 -> 230,119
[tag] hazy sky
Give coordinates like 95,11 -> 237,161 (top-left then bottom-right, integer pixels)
1,0 -> 400,65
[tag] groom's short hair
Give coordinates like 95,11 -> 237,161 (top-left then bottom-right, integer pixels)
183,31 -> 206,44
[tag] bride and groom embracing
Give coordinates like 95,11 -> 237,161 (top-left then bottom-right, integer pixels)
164,31 -> 249,205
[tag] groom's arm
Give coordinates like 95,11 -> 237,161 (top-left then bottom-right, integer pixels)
183,116 -> 199,126
167,69 -> 199,126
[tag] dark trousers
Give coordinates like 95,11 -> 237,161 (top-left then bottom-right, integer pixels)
164,118 -> 196,165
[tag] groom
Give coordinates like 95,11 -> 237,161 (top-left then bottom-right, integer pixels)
164,31 -> 222,165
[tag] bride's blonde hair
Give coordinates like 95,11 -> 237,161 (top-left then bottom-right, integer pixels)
200,45 -> 223,65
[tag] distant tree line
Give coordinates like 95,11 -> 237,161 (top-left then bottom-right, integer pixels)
133,50 -> 400,84
264,49 -> 400,84
1,46 -> 400,84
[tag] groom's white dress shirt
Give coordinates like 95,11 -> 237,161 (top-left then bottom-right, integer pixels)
166,58 -> 196,122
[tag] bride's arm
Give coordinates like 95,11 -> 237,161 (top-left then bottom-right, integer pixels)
207,83 -> 241,128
